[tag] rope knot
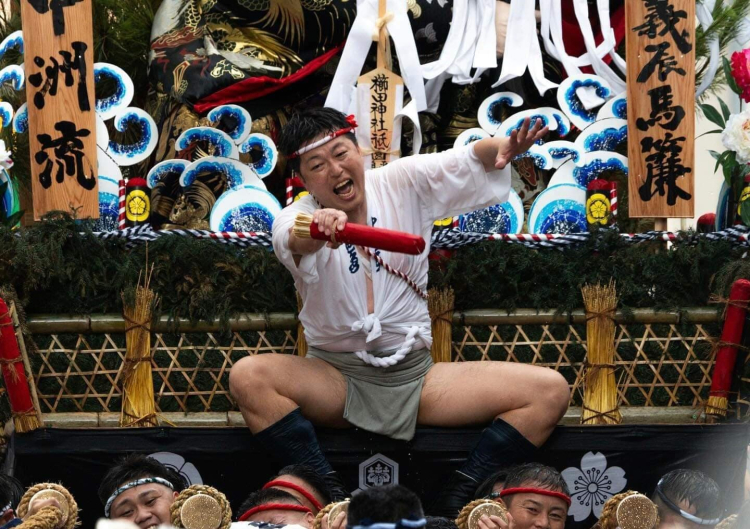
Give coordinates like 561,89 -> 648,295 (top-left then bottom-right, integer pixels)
372,12 -> 394,41
352,314 -> 382,343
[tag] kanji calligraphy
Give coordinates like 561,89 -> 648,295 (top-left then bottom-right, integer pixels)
627,0 -> 695,218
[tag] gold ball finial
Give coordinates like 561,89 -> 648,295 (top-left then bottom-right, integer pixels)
171,485 -> 232,529
616,494 -> 659,529
17,483 -> 78,529
455,500 -> 508,529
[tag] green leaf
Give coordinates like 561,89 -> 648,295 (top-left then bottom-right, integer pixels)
724,56 -> 742,96
698,129 -> 725,139
709,150 -> 722,160
715,150 -> 731,173
700,103 -> 726,129
741,200 -> 750,227
719,97 -> 732,121
3,210 -> 22,228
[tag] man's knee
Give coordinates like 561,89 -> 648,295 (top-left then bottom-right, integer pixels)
535,369 -> 570,421
229,355 -> 280,403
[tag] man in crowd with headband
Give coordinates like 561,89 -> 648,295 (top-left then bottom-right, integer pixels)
236,489 -> 315,528
477,463 -> 569,529
348,484 -> 426,529
229,107 -> 570,514
652,469 -> 723,528
264,465 -> 331,515
98,454 -> 186,529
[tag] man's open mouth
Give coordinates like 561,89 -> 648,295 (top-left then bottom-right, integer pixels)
333,179 -> 354,197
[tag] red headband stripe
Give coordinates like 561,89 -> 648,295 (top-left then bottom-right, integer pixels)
263,480 -> 324,511
499,488 -> 572,506
238,503 -> 312,522
287,115 -> 359,159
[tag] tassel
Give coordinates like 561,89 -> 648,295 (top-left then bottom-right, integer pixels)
296,292 -> 307,358
429,288 -> 454,363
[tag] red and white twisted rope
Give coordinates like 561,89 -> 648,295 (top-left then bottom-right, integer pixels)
358,246 -> 427,300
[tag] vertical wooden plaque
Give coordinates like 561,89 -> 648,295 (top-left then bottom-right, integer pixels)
626,0 -> 695,218
21,0 -> 98,220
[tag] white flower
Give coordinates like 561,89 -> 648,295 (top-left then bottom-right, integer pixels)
0,140 -> 13,170
561,451 -> 627,522
723,110 -> 750,163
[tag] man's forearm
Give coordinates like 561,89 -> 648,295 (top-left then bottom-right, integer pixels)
288,229 -> 326,256
473,136 -> 509,172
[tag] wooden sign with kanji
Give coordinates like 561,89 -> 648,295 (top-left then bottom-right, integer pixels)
21,0 -> 98,220
626,0 -> 695,218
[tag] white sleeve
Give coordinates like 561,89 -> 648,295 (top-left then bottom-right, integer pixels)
271,196 -> 321,284
372,144 -> 511,221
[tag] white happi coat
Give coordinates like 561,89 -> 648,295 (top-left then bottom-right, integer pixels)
272,144 -> 510,363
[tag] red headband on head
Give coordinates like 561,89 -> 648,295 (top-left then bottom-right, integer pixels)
499,488 -> 572,507
287,115 -> 359,159
238,503 -> 312,522
263,480 -> 324,511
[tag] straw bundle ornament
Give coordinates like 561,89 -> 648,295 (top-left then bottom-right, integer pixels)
296,292 -> 307,358
715,515 -> 737,529
0,298 -> 42,433
593,491 -> 659,529
429,288 -> 454,363
171,485 -> 232,529
313,500 -> 349,529
120,266 -> 159,427
455,499 -> 508,529
16,483 -> 79,529
581,281 -> 621,425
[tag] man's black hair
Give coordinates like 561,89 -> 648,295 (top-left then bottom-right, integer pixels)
97,453 -> 187,506
502,463 -> 569,507
347,485 -> 424,526
237,489 -> 302,521
271,464 -> 332,505
0,474 -> 23,511
278,107 -> 358,174
473,470 -> 509,500
654,469 -> 722,521
425,517 -> 458,529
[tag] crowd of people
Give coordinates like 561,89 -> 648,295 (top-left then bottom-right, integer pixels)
0,454 -> 735,529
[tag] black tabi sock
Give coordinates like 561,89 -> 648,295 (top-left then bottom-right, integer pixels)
459,417 -> 537,482
253,408 -> 334,477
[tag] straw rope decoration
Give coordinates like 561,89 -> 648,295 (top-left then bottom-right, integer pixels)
171,485 -> 232,529
16,484 -> 79,529
715,515 -> 737,529
596,491 -> 659,529
455,499 -> 508,529
429,288 -> 454,363
120,264 -> 159,427
581,280 -> 622,425
313,501 -> 349,529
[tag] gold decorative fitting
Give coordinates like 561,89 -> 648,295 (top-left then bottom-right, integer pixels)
179,494 -> 223,529
616,494 -> 659,529
28,490 -> 69,527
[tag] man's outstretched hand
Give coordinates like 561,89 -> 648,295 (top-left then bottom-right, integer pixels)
473,117 -> 548,172
494,117 -> 548,170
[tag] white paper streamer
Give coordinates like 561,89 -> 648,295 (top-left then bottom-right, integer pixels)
696,0 -> 719,98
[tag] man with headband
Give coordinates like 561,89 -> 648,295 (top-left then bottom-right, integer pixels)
347,484 -> 426,529
264,465 -> 331,515
98,454 -> 186,528
229,107 -> 571,512
478,463 -> 569,529
236,489 -> 315,528
652,469 -> 723,528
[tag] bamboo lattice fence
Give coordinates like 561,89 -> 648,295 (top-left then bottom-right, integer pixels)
21,309 -> 723,416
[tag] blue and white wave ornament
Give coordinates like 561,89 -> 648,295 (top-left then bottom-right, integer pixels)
477,92 -> 523,134
0,65 -> 24,91
453,128 -> 490,149
209,184 -> 282,233
12,103 -> 26,133
528,183 -> 587,234
496,108 -> 559,141
556,75 -> 612,131
208,104 -> 252,145
575,118 -> 628,153
569,151 -> 628,188
596,92 -> 627,121
94,176 -> 120,232
94,63 -> 135,121
177,127 -> 239,160
147,159 -> 189,189
459,190 -> 524,234
105,108 -> 158,166
180,156 -> 266,191
0,31 -> 23,61
543,141 -> 583,169
0,102 -> 13,129
239,133 -> 278,178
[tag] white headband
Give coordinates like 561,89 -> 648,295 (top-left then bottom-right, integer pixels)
287,116 -> 358,159
104,477 -> 174,518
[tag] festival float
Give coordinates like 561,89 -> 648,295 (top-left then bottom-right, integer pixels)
0,0 -> 750,527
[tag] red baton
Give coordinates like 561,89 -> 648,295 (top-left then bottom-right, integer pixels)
293,212 -> 426,255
